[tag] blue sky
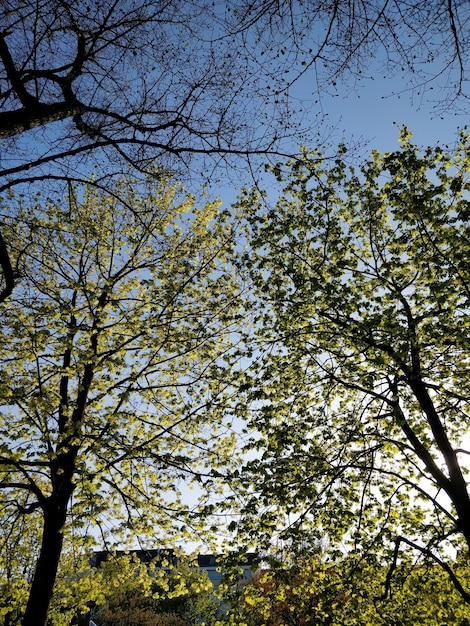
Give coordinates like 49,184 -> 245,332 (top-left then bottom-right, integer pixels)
318,81 -> 463,152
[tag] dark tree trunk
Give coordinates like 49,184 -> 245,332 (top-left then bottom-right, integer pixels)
407,377 -> 470,550
21,488 -> 73,626
0,229 -> 14,302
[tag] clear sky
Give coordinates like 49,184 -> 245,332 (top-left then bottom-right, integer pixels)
293,60 -> 466,156
325,89 -> 461,149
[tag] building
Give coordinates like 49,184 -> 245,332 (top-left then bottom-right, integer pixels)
90,548 -> 258,590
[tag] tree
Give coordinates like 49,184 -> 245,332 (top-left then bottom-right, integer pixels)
234,128 -> 470,599
0,174 -> 241,626
2,0 -> 468,173
227,555 -> 470,626
235,561 -> 347,626
229,0 -> 470,108
90,553 -> 219,626
5,550 -> 221,626
0,0 -> 298,301
0,506 -> 42,625
1,0 -> 470,301
147,557 -> 220,626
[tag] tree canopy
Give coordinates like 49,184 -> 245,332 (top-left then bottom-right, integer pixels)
1,0 -> 469,300
226,555 -> 470,626
0,174 -> 242,626
3,549 -> 221,626
91,553 -> 220,626
234,128 -> 470,599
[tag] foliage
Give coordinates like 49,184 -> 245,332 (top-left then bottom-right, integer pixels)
0,509 -> 41,624
0,551 -> 221,626
91,554 -> 219,626
0,0 -> 305,302
36,551 -> 104,626
226,556 -> 470,626
236,561 -> 347,626
234,128 -> 470,597
0,174 -> 242,625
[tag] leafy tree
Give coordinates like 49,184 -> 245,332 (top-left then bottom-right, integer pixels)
227,556 -> 470,626
0,508 -> 42,625
90,553 -> 219,626
5,550 -> 220,626
235,560 -> 347,626
149,557 -> 220,626
29,550 -> 103,626
234,128 -> 470,599
0,174 -> 241,626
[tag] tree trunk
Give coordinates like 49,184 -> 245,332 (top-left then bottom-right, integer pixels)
0,229 -> 14,302
21,494 -> 70,626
